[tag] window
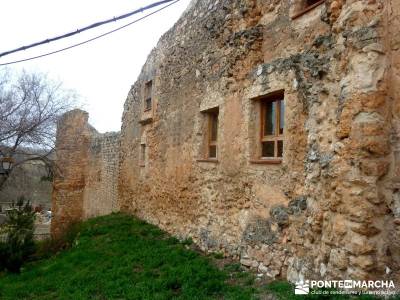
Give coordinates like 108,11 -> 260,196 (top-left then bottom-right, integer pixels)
260,93 -> 284,159
140,143 -> 146,167
291,0 -> 325,19
197,107 -> 219,163
144,80 -> 153,111
208,111 -> 219,159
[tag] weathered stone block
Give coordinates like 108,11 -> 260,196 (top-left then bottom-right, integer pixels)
270,206 -> 289,227
329,248 -> 348,270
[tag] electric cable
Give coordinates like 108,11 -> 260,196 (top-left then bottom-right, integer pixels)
0,0 -> 180,66
0,0 -> 176,58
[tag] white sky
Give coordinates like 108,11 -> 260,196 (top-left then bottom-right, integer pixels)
0,0 -> 192,132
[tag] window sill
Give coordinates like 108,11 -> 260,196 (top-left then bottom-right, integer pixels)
291,0 -> 325,20
250,159 -> 282,165
196,159 -> 219,163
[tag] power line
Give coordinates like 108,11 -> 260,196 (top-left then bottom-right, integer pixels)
0,0 -> 176,59
0,0 -> 179,64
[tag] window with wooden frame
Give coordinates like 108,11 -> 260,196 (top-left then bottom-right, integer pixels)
144,80 -> 153,111
260,92 -> 284,159
207,111 -> 219,159
291,0 -> 325,19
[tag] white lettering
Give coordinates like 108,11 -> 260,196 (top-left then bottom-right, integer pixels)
389,281 -> 395,289
310,280 -> 318,288
331,280 -> 338,288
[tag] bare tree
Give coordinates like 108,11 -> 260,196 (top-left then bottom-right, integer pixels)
0,69 -> 78,189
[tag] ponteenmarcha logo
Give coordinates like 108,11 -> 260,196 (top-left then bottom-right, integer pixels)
293,279 -> 396,296
295,280 -> 310,295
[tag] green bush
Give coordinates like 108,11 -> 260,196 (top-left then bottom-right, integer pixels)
0,197 -> 36,273
33,221 -> 81,260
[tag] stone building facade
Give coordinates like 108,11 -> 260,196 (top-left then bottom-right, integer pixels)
52,0 -> 400,284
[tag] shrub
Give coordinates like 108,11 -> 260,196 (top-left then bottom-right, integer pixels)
33,221 -> 81,260
0,197 -> 36,273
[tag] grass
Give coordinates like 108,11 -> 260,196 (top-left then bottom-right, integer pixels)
0,213 -> 258,300
0,213 -> 397,300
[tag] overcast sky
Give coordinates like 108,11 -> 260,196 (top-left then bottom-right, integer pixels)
0,0 -> 191,132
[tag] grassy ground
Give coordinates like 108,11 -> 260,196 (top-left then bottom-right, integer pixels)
0,213 -> 260,299
0,213 -> 394,300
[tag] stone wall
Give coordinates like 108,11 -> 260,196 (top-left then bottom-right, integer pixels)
117,0 -> 399,284
51,110 -> 120,238
83,132 -> 120,218
52,0 -> 399,285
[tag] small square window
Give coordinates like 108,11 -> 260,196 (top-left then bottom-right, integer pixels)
260,92 -> 284,159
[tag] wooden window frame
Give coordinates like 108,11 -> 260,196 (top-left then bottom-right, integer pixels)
291,0 -> 325,19
260,92 -> 284,160
207,110 -> 219,160
143,80 -> 153,112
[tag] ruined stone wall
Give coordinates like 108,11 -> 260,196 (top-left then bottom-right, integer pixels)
51,110 -> 119,238
118,0 -> 399,284
83,132 -> 120,218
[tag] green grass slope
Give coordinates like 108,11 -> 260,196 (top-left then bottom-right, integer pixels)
0,213 -> 257,300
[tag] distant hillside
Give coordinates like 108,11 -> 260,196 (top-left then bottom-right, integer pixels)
0,149 -> 53,210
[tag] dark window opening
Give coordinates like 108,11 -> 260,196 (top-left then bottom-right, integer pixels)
145,97 -> 152,111
144,80 -> 153,111
140,144 -> 146,167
